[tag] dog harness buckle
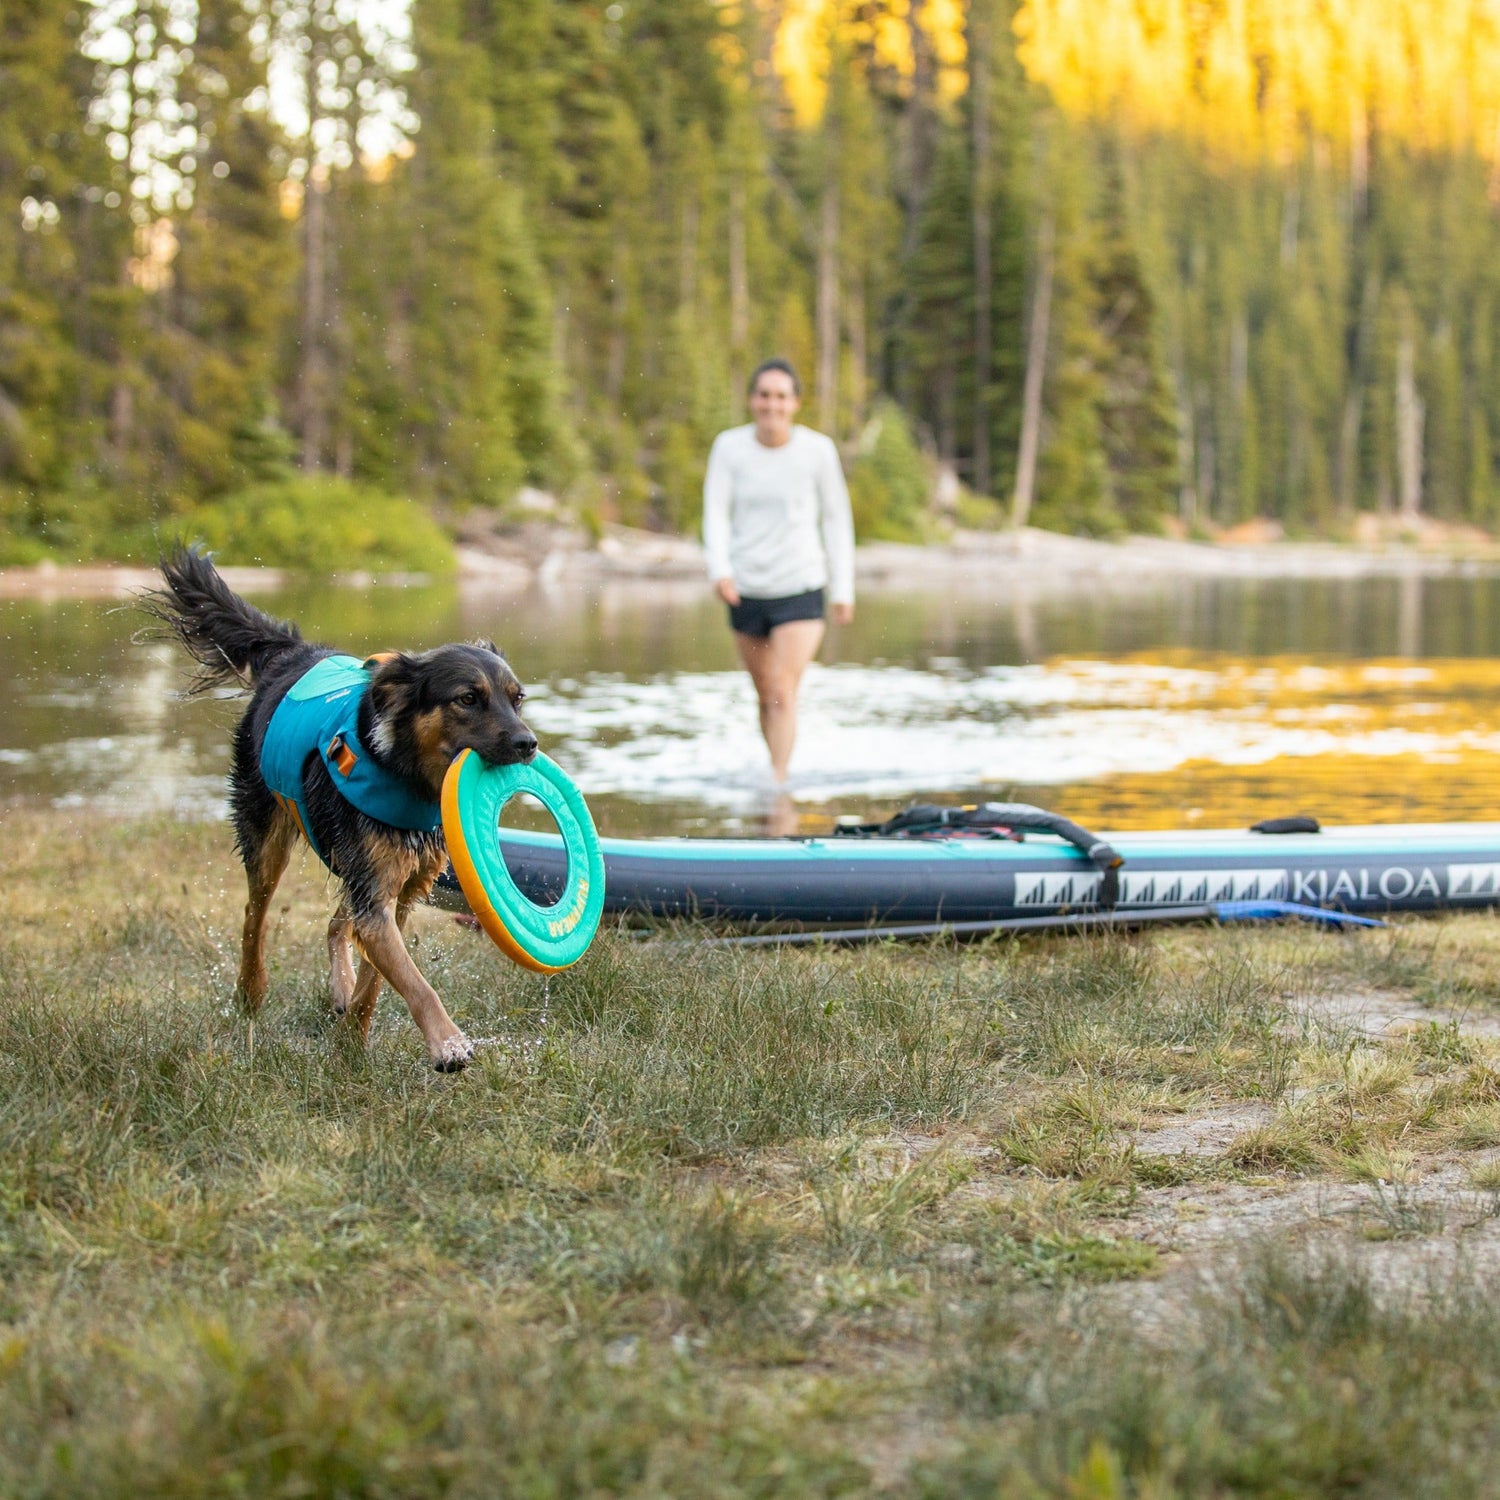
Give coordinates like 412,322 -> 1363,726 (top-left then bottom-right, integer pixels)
327,734 -> 358,777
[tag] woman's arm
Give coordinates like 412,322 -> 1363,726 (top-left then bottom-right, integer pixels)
702,433 -> 738,602
817,436 -> 856,623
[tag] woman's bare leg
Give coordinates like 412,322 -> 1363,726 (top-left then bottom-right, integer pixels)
733,617 -> 825,782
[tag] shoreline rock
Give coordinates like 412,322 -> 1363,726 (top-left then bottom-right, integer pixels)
0,558 -> 287,600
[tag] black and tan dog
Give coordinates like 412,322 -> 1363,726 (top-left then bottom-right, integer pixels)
149,545 -> 537,1070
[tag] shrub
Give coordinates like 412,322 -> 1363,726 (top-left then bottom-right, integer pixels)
653,419 -> 711,533
0,482 -> 185,563
0,535 -> 48,566
847,401 -> 931,542
954,489 -> 1009,531
182,477 -> 455,575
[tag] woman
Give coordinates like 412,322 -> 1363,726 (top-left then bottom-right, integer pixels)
703,358 -> 855,785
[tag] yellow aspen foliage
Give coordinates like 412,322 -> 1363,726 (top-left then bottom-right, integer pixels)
922,0 -> 970,107
1015,0 -> 1500,163
771,0 -> 834,126
771,0 -> 967,127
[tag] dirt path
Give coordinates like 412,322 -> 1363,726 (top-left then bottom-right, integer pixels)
1106,985 -> 1500,1315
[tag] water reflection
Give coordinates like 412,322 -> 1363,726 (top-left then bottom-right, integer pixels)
5,570 -> 1500,835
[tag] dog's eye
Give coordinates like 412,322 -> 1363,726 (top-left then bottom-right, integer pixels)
456,690 -> 480,708
511,690 -> 526,707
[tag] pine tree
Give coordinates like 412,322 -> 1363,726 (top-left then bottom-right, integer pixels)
80,0 -> 200,508
387,0 -> 527,507
165,0 -> 295,495
1,0 -> 133,549
1029,120 -> 1113,534
1091,142 -> 1176,528
898,125 -> 974,467
0,0 -> 92,507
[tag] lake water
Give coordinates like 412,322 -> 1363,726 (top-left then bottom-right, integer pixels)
5,568 -> 1500,837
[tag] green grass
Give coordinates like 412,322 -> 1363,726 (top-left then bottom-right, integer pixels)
12,809 -> 1500,1492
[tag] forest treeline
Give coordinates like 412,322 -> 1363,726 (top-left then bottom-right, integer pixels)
5,0 -> 1500,563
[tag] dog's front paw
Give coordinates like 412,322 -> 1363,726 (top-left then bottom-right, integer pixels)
432,1033 -> 475,1073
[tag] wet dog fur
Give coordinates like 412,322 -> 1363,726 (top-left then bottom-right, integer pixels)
147,544 -> 538,1071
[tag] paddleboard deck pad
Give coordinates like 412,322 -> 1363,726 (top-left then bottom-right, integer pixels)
432,820 -> 1500,927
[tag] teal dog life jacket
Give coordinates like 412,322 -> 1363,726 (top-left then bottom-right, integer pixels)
260,654 -> 442,868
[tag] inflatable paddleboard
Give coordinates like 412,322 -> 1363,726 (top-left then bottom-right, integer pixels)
433,818 -> 1500,926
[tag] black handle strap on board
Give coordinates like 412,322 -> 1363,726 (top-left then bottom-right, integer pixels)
1250,815 -> 1321,835
832,800 -> 1124,909
980,803 -> 1124,908
831,803 -> 1021,839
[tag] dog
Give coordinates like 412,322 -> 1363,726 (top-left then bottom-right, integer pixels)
148,544 -> 538,1070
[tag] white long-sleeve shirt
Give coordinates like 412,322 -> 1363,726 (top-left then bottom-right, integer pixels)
702,424 -> 856,604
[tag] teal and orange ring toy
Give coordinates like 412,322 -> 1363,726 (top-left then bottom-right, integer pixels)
441,748 -> 605,973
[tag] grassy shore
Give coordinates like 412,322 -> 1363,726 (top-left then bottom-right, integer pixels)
9,809 -> 1500,1494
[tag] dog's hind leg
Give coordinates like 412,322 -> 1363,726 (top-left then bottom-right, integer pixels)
345,957 -> 384,1041
236,806 -> 296,1014
330,904 -> 386,1042
328,909 -> 359,1013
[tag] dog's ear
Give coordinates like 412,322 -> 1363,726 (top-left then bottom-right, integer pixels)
470,638 -> 501,657
366,651 -> 421,713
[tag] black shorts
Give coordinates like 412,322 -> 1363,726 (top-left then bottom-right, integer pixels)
728,588 -> 825,639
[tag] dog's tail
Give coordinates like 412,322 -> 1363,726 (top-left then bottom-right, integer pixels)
146,543 -> 304,693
